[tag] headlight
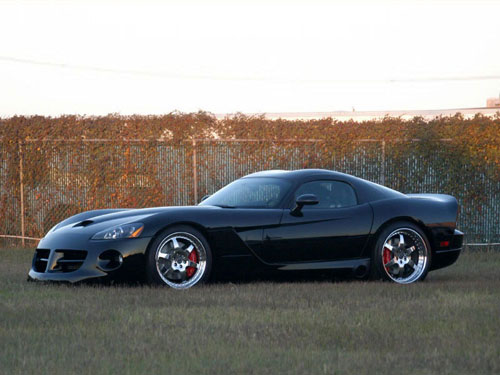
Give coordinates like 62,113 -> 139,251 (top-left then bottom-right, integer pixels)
91,223 -> 144,240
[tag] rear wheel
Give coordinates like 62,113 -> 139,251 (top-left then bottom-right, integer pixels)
371,222 -> 431,284
146,226 -> 212,289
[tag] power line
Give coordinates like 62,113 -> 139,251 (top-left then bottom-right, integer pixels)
1,55 -> 500,84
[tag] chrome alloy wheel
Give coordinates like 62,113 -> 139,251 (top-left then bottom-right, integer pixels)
381,228 -> 428,284
155,232 -> 207,289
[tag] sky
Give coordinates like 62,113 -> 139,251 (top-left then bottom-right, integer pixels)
1,0 -> 499,117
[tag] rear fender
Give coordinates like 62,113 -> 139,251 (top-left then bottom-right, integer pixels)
368,195 -> 459,255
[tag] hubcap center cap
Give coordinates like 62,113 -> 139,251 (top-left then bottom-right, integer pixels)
171,250 -> 189,271
172,259 -> 189,271
396,255 -> 409,265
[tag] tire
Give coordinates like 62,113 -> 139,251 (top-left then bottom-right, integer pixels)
146,225 -> 212,289
370,221 -> 431,284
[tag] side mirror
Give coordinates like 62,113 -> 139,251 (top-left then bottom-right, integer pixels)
291,194 -> 319,216
200,194 -> 211,203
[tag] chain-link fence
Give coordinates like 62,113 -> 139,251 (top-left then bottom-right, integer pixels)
1,138 -> 498,247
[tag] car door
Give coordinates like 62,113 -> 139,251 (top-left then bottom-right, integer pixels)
259,180 -> 373,263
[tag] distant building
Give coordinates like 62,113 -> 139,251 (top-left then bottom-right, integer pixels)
486,96 -> 500,108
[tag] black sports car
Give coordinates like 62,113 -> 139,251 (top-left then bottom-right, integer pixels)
29,169 -> 463,288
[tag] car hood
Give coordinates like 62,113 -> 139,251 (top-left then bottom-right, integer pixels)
47,205 -> 221,237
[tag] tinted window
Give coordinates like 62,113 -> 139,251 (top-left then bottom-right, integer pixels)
295,180 -> 357,209
200,177 -> 291,208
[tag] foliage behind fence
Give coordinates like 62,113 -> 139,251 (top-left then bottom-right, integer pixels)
0,112 -> 498,246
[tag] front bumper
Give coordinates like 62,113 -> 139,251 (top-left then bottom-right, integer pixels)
430,229 -> 463,271
28,237 -> 151,283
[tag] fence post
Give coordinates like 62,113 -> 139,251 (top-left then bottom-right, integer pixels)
19,142 -> 25,247
192,139 -> 198,204
381,140 -> 386,186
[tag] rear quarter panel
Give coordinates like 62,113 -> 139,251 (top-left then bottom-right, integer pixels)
366,195 -> 459,257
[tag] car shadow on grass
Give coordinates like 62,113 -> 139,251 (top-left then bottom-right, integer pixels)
34,268 -> 370,288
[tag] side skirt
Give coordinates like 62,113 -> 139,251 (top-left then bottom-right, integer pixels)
277,258 -> 370,272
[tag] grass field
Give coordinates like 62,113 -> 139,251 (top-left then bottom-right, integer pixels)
1,248 -> 499,375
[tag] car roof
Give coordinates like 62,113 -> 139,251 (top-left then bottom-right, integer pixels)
244,169 -> 350,180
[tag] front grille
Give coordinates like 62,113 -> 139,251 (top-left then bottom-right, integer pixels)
32,249 -> 87,273
52,250 -> 87,273
33,249 -> 50,272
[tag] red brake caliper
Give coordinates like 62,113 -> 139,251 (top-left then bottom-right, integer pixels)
186,250 -> 198,278
383,247 -> 391,270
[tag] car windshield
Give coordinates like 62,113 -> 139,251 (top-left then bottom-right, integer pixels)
199,177 -> 291,208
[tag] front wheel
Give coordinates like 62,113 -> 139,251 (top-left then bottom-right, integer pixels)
146,226 -> 212,289
371,222 -> 431,284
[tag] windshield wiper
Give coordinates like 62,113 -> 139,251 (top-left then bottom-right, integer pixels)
213,204 -> 236,208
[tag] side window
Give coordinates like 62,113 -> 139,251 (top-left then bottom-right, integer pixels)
294,180 -> 357,209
